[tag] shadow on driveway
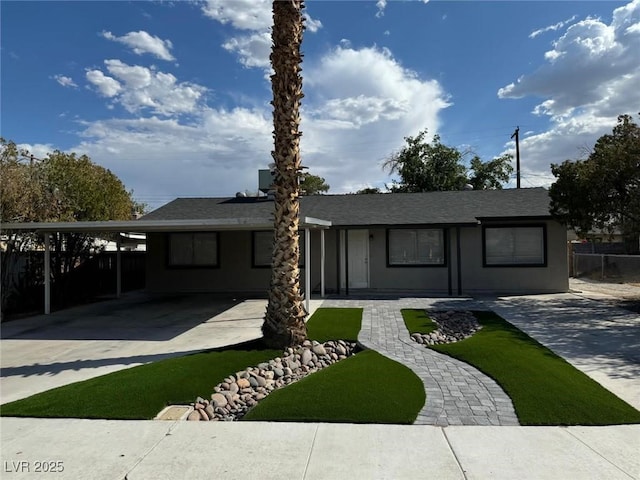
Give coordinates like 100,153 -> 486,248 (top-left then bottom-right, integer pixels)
1,293 -> 244,341
485,294 -> 640,384
0,293 -> 266,404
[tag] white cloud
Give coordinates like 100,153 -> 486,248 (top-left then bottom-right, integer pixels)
301,45 -> 450,192
53,74 -> 77,88
376,0 -> 429,19
16,142 -> 57,160
498,0 -> 640,186
86,69 -> 122,97
101,30 -> 175,61
202,0 -> 321,71
498,3 -> 639,114
311,95 -> 408,127
304,13 -> 322,33
71,110 -> 273,205
222,31 -> 272,68
201,0 -> 272,31
87,59 -> 206,116
529,15 -> 577,39
70,43 -> 449,206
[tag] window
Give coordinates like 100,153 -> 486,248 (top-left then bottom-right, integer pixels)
483,225 -> 546,266
168,233 -> 218,267
387,229 -> 445,266
252,231 -> 305,268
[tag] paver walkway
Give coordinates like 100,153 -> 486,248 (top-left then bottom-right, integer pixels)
322,297 -> 520,426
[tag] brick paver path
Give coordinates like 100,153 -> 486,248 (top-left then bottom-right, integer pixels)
321,297 -> 519,426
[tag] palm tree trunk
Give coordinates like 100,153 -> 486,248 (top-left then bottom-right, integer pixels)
262,0 -> 308,348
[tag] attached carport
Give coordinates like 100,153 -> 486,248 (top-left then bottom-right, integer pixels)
1,216 -> 331,316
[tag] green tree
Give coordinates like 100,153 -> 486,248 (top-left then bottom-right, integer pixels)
262,0 -> 308,348
549,114 -> 640,249
1,140 -> 138,313
384,129 -> 513,192
300,172 -> 330,195
468,153 -> 514,190
355,187 -> 382,194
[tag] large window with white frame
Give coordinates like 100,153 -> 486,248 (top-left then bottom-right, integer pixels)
483,225 -> 546,267
168,232 -> 218,267
387,228 -> 445,266
252,231 -> 305,268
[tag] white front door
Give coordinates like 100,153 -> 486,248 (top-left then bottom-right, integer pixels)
347,230 -> 369,289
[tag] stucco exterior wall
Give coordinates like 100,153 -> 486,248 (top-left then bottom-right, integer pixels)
146,220 -> 568,296
366,228 -> 450,293
458,220 -> 568,294
146,231 -> 271,294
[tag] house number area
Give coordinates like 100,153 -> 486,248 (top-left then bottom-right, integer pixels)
4,460 -> 65,473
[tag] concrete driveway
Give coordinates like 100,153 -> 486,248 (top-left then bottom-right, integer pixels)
1,293 -> 269,404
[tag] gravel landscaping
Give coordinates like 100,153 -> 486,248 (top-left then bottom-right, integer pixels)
189,339 -> 358,421
409,310 -> 482,345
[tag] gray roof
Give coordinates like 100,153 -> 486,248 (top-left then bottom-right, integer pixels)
142,188 -> 552,227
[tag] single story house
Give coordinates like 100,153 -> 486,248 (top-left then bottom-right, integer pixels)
140,187 -> 568,297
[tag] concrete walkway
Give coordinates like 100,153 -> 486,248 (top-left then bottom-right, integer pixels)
324,298 -> 519,426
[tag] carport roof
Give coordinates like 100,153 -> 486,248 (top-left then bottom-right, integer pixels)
0,216 -> 331,233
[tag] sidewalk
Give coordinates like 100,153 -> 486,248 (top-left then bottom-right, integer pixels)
1,418 -> 638,479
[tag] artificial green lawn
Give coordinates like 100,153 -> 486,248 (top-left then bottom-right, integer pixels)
1,306 -> 427,424
401,308 -> 436,335
244,306 -> 426,423
306,307 -> 363,342
243,350 -> 425,423
0,339 -> 279,419
402,309 -> 640,426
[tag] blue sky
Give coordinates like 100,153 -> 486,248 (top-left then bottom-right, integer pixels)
2,0 -> 639,209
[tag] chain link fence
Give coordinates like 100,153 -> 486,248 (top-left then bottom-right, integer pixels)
573,253 -> 640,283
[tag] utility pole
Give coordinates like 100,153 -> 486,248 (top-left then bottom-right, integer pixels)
511,126 -> 520,188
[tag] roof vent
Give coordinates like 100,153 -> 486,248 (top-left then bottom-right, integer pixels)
236,191 -> 247,198
463,184 -> 474,191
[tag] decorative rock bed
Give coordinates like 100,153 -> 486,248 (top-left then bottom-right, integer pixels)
187,339 -> 358,421
410,310 -> 482,346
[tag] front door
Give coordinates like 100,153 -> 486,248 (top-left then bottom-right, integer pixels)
347,230 -> 369,289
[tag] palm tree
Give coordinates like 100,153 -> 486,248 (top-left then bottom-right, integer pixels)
262,0 -> 308,348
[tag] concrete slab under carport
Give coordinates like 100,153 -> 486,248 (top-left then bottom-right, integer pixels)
1,293 -> 324,405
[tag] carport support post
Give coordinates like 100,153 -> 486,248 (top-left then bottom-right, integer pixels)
44,232 -> 51,315
304,228 -> 311,315
116,235 -> 122,298
320,229 -> 325,298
